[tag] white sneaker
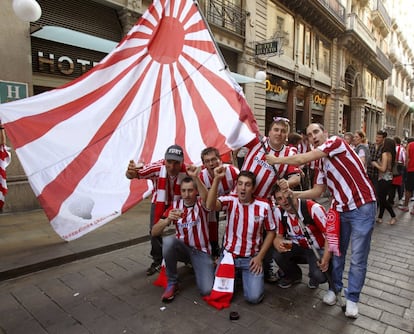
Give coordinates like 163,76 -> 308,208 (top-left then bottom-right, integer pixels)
345,300 -> 358,318
323,290 -> 337,306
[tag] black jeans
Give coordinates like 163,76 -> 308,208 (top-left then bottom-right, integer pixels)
274,243 -> 329,286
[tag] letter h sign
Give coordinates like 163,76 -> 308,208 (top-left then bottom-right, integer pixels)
0,80 -> 28,103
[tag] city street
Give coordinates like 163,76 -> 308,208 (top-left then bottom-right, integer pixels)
0,200 -> 413,333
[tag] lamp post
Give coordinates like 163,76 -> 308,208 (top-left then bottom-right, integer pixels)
12,0 -> 42,22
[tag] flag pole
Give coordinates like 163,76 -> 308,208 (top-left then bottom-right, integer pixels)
193,0 -> 229,71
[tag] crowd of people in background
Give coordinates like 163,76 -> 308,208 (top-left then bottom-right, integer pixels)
125,119 -> 414,320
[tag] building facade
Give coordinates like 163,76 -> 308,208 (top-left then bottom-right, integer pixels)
0,0 -> 413,212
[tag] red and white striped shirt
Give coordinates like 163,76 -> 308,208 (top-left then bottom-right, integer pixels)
137,159 -> 186,203
219,195 -> 276,257
315,136 -> 376,212
274,199 -> 326,249
242,137 -> 300,198
165,198 -> 211,254
199,163 -> 239,195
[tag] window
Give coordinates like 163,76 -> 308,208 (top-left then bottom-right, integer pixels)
315,35 -> 330,75
297,23 -> 304,64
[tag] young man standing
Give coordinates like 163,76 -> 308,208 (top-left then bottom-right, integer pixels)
151,176 -> 214,302
206,168 -> 276,304
266,123 -> 376,319
125,145 -> 187,276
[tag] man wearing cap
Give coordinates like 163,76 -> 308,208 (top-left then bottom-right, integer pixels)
126,144 -> 188,276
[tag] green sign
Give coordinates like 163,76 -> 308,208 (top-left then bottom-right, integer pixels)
0,80 -> 28,103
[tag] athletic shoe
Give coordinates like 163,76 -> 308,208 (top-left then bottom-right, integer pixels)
264,260 -> 279,283
410,209 -> 414,215
146,262 -> 161,276
398,205 -> 409,212
345,300 -> 359,318
161,284 -> 179,302
277,277 -> 301,289
307,278 -> 319,289
323,290 -> 337,305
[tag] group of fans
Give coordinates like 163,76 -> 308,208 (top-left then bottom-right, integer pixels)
125,118 -> 414,319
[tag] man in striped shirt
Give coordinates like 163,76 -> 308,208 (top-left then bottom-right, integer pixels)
206,168 -> 276,304
199,147 -> 239,258
151,176 -> 215,303
266,123 -> 376,319
241,117 -> 301,283
126,145 -> 188,276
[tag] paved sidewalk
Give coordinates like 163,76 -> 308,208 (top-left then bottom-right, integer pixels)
0,199 -> 152,281
0,200 -> 414,333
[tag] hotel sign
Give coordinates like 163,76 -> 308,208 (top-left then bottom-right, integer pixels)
0,80 -> 28,103
255,41 -> 279,56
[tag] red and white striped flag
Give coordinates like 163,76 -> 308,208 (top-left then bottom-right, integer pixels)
0,143 -> 11,210
0,0 -> 258,240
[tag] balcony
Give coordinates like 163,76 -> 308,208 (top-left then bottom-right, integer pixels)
371,0 -> 391,37
375,46 -> 393,77
386,85 -> 404,105
345,13 -> 376,53
317,0 -> 346,23
203,0 -> 247,37
275,0 -> 345,38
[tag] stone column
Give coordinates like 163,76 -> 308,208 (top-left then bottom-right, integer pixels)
350,97 -> 367,132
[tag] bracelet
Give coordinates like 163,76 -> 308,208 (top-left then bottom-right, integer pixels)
0,127 -> 4,130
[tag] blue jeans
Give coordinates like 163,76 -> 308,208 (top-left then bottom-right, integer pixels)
332,201 -> 376,302
162,236 -> 214,296
217,254 -> 264,304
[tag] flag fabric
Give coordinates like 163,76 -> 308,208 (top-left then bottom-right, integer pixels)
153,259 -> 168,288
0,143 -> 11,210
0,0 -> 258,240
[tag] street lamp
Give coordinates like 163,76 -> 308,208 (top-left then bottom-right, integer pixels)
12,0 -> 42,22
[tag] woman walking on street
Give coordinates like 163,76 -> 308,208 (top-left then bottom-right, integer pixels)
371,138 -> 397,225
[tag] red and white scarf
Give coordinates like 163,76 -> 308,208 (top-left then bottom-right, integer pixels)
0,144 -> 11,210
326,208 -> 340,256
203,251 -> 235,310
153,164 -> 187,224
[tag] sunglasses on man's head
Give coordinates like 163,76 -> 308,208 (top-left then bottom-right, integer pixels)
273,117 -> 290,123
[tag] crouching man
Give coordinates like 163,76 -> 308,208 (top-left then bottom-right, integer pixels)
271,182 -> 331,289
151,173 -> 214,303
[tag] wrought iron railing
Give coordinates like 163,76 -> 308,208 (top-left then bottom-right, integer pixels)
205,0 -> 247,37
317,0 -> 346,24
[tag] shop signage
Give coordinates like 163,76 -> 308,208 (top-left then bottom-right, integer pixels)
255,41 -> 279,56
265,79 -> 288,103
311,94 -> 327,111
36,52 -> 99,76
0,80 -> 28,103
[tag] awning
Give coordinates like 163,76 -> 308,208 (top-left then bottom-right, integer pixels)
31,26 -> 118,53
230,72 -> 265,84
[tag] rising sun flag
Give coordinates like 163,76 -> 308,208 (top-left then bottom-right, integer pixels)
0,0 -> 259,240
